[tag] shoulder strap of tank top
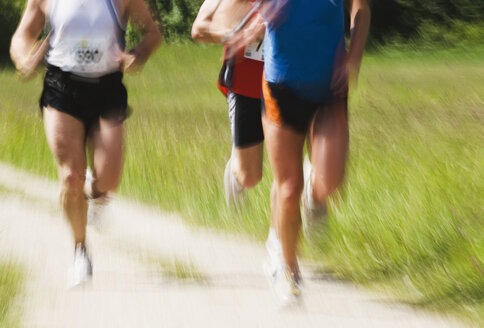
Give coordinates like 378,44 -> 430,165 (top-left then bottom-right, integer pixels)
105,0 -> 126,31
45,0 -> 59,32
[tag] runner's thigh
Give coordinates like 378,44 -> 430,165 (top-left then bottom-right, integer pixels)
43,106 -> 87,172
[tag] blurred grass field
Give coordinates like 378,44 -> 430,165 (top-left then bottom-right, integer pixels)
0,263 -> 22,328
0,44 -> 482,323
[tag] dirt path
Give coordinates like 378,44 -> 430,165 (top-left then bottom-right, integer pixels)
0,162 -> 467,328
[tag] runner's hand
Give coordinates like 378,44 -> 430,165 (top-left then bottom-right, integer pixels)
331,63 -> 348,98
118,50 -> 141,74
346,57 -> 361,90
225,14 -> 265,58
16,33 -> 51,81
331,49 -> 361,97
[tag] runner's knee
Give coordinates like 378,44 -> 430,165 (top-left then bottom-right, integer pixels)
277,178 -> 303,209
94,171 -> 121,194
312,169 -> 345,203
236,169 -> 262,189
100,176 -> 121,193
59,167 -> 85,198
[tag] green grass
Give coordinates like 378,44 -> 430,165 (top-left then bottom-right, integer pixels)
0,44 -> 482,324
0,190 -> 25,328
117,243 -> 207,282
121,45 -> 271,236
0,262 -> 22,328
311,47 -> 484,323
139,251 -> 207,282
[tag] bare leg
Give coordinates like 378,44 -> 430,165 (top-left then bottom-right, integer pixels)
43,107 -> 87,247
262,117 -> 305,273
231,142 -> 263,189
270,182 -> 278,228
87,117 -> 124,197
309,98 -> 349,204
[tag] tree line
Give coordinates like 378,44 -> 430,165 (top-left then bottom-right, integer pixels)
1,0 -> 483,58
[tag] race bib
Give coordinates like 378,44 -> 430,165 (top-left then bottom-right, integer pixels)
70,40 -> 108,73
244,39 -> 264,62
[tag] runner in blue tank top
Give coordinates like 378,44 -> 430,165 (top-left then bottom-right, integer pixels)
264,0 -> 346,103
228,0 -> 371,306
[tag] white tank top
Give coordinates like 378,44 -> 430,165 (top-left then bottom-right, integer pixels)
46,0 -> 126,77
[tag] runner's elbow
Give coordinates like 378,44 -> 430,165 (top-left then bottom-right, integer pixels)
153,28 -> 163,48
191,25 -> 203,42
191,20 -> 213,43
9,35 -> 23,69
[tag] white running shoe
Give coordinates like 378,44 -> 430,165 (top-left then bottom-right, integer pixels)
264,228 -> 283,284
264,228 -> 302,307
85,167 -> 94,195
224,158 -> 245,205
85,168 -> 109,227
70,243 -> 92,287
272,266 -> 302,308
301,157 -> 328,235
87,195 -> 109,227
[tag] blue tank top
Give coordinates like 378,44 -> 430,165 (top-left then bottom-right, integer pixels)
264,0 -> 345,103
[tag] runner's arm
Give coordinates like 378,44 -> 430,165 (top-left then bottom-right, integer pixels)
224,13 -> 265,57
345,0 -> 371,82
191,0 -> 231,44
122,0 -> 163,73
10,0 -> 49,79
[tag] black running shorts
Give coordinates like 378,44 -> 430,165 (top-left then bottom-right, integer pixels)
227,92 -> 264,148
262,79 -> 347,133
40,65 -> 129,128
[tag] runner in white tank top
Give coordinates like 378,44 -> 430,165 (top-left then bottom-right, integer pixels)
46,0 -> 126,77
10,0 -> 162,287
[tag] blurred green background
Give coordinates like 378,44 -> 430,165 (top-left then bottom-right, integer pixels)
1,0 -> 484,56
0,0 -> 483,326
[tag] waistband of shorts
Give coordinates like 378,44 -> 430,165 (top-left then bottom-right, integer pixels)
46,65 -> 123,84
